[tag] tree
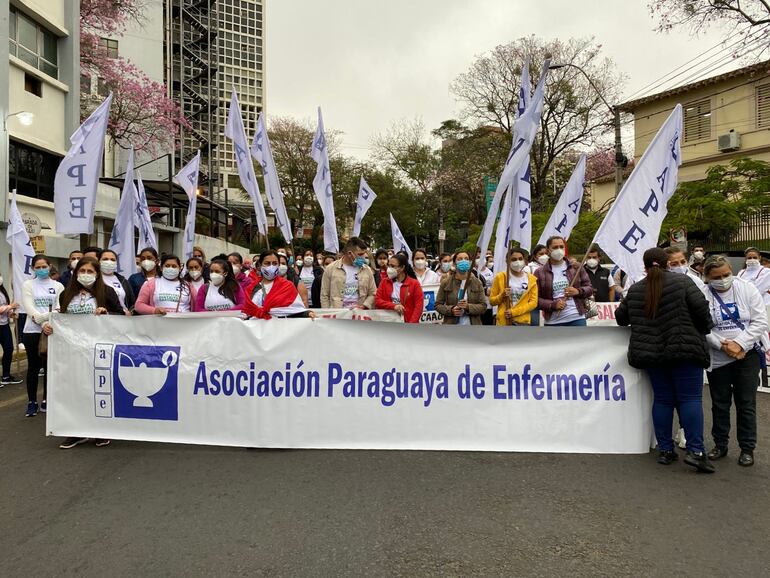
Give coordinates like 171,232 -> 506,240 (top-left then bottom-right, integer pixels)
649,0 -> 770,60
80,0 -> 188,153
450,36 -> 626,209
664,158 -> 770,242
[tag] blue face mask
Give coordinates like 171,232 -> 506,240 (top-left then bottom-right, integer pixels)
288,256 -> 295,266
456,260 -> 471,273
35,268 -> 50,279
353,256 -> 367,269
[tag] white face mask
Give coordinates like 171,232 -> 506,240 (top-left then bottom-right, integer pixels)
188,270 -> 202,280
303,256 -> 314,267
210,272 -> 225,286
585,258 -> 599,269
669,265 -> 689,275
278,264 -> 288,277
692,251 -> 705,260
100,260 -> 117,274
510,260 -> 525,272
78,273 -> 96,288
141,259 -> 156,272
162,267 -> 179,280
414,259 -> 427,270
232,265 -> 241,275
709,275 -> 734,292
387,267 -> 398,280
70,259 -> 80,270
550,248 -> 565,262
441,262 -> 452,273
537,254 -> 549,265
746,258 -> 760,269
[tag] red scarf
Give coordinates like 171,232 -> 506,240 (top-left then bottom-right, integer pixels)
242,275 -> 299,320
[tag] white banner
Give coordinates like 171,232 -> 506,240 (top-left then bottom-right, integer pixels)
538,153 -> 587,246
352,176 -> 377,238
317,309 -> 401,322
251,112 -> 293,243
134,172 -> 158,254
592,105 -> 683,281
419,282 -> 443,324
587,302 -> 621,326
47,315 -> 652,453
54,94 -> 112,235
389,213 -> 412,260
108,148 -> 137,277
6,190 -> 35,313
174,151 -> 200,261
310,107 -> 339,253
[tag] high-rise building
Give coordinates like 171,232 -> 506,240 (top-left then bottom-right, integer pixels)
167,0 -> 265,207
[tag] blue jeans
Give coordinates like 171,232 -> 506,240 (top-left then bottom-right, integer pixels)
547,318 -> 587,327
646,362 -> 705,453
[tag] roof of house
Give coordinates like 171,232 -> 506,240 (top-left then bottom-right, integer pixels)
589,165 -> 635,184
619,59 -> 770,112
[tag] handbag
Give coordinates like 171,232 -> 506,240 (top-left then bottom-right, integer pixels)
710,288 -> 766,369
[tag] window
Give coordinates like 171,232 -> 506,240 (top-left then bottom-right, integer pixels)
758,84 -> 770,129
24,73 -> 42,97
100,38 -> 119,59
8,7 -> 58,78
9,140 -> 61,202
684,99 -> 711,142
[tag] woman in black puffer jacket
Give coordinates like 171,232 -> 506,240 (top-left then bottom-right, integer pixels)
616,247 -> 715,473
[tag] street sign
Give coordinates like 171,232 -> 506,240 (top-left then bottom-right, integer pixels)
438,229 -> 446,241
22,212 -> 42,236
483,176 -> 498,211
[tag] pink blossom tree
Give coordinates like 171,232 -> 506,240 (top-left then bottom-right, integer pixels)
80,0 -> 189,153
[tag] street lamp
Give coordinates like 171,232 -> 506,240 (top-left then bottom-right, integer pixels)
7,111 -> 34,127
549,63 -> 626,194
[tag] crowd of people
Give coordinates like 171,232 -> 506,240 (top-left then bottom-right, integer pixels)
0,235 -> 766,466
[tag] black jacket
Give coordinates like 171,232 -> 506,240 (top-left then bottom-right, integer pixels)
616,272 -> 713,369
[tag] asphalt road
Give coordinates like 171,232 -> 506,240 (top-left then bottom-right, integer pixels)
1,374 -> 769,577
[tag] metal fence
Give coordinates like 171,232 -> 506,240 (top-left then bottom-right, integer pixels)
701,210 -> 770,252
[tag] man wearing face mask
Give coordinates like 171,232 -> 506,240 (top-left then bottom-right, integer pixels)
584,248 -> 616,303
665,248 -> 706,293
737,247 -> 770,306
320,237 -> 377,309
58,250 -> 84,288
534,236 -> 593,327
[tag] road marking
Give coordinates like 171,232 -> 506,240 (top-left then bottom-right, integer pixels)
0,393 -> 27,409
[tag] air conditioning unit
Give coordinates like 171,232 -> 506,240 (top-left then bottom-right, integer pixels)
718,130 -> 741,152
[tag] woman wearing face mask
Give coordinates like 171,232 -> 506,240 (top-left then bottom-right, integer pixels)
297,249 -> 324,308
128,247 -> 160,299
373,249 -> 389,287
278,253 -> 309,307
702,255 -> 768,468
490,248 -> 538,326
412,249 -> 441,287
534,236 -> 593,327
528,245 -> 549,274
21,255 -> 65,417
227,252 -> 252,292
737,247 -> 770,306
375,252 -> 424,323
616,247 -> 715,472
55,256 -> 123,449
99,249 -> 136,314
435,251 -> 486,325
135,254 -> 197,314
0,275 -> 21,387
438,253 -> 453,279
195,255 -> 245,312
243,251 -> 309,319
665,248 -> 706,292
184,257 -> 206,293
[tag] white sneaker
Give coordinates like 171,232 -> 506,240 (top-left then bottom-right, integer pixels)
674,428 -> 687,449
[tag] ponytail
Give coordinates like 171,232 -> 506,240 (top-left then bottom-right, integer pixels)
643,247 -> 668,319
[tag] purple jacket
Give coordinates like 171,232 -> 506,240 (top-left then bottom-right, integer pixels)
534,260 -> 594,321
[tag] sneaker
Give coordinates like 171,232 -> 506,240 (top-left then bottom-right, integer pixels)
94,439 -> 111,447
1,375 -> 23,385
657,450 -> 679,465
39,400 -> 47,413
684,451 -> 716,473
59,437 -> 88,449
25,401 -> 38,417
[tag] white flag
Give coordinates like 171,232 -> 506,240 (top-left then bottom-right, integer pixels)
134,171 -> 158,254
592,104 -> 683,281
390,213 -> 412,261
6,190 -> 35,314
251,112 -> 292,243
174,151 -> 201,261
492,185 -> 514,275
225,89 -> 268,236
54,94 -> 113,234
108,148 -> 137,277
352,176 -> 377,238
537,154 -> 587,246
310,107 -> 339,253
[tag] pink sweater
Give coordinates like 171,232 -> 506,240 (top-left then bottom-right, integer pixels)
135,278 -> 198,314
194,283 -> 246,311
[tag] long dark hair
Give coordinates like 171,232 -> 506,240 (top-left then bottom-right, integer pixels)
391,252 -> 417,280
60,256 -> 109,312
209,255 -> 239,303
643,247 -> 668,319
0,274 -> 10,305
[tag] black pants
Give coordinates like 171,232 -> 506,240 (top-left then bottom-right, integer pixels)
22,332 -> 47,403
0,323 -> 13,378
707,351 -> 759,451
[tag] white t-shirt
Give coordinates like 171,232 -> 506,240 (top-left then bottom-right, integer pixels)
508,272 -> 529,306
102,274 -> 127,310
299,266 -> 315,290
546,261 -> 582,325
391,281 -> 402,305
190,277 -> 205,292
204,285 -> 236,311
154,277 -> 192,312
24,278 -> 61,333
738,265 -> 770,305
342,264 -> 360,309
0,291 -> 8,326
252,281 -> 272,307
66,292 -> 97,315
415,268 -> 441,287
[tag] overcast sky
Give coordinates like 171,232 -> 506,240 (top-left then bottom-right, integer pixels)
265,0 -> 731,158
